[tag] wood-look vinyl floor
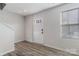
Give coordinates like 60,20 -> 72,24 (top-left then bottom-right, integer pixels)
4,41 -> 78,56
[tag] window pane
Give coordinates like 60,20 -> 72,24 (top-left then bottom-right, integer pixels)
68,9 -> 79,24
62,25 -> 70,38
69,25 -> 79,38
62,12 -> 69,24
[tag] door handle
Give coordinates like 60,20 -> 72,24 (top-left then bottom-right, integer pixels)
41,29 -> 43,34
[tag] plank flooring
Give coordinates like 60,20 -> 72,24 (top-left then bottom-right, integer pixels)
4,41 -> 78,56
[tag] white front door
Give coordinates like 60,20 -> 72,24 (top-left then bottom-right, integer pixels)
33,17 -> 43,44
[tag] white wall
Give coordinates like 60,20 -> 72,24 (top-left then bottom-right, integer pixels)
25,3 -> 79,55
25,16 -> 33,42
0,10 -> 25,43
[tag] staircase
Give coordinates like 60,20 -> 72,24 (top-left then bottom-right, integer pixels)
0,23 -> 15,55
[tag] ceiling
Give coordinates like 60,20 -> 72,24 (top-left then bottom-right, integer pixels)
4,3 -> 62,16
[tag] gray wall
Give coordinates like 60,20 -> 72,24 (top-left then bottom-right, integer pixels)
25,3 -> 79,55
25,16 -> 33,42
0,10 -> 25,43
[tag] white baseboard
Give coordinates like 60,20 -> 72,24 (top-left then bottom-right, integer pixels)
24,40 -> 33,43
15,40 -> 24,43
0,48 -> 15,56
44,43 -> 63,51
43,43 -> 78,55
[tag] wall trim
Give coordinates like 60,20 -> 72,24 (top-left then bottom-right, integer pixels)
1,48 -> 15,56
43,43 -> 78,55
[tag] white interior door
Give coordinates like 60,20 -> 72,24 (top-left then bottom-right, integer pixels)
33,17 -> 43,44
